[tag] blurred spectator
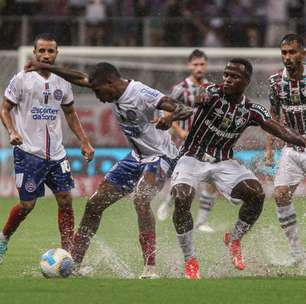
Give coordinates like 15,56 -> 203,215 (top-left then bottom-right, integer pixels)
68,0 -> 86,16
162,0 -> 184,46
85,0 -> 108,46
266,0 -> 288,46
287,0 -> 304,36
15,0 -> 40,15
223,0 -> 249,47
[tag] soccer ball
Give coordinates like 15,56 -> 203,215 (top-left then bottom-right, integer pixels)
40,248 -> 74,278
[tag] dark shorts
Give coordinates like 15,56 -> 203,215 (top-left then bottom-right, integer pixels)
14,147 -> 74,201
105,153 -> 177,193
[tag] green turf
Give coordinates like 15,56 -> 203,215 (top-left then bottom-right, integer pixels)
0,196 -> 306,303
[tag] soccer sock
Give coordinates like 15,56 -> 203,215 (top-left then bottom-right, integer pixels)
177,230 -> 196,261
139,231 -> 156,266
58,205 -> 75,252
230,219 -> 251,241
276,204 -> 299,250
195,192 -> 215,226
2,204 -> 32,239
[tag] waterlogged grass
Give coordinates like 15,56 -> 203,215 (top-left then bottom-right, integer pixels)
0,196 -> 306,303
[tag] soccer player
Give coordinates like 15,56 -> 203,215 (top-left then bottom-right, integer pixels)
157,49 -> 217,233
171,58 -> 306,279
25,60 -> 193,278
0,33 -> 94,263
265,33 -> 306,264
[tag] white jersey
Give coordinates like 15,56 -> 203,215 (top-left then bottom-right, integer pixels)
113,80 -> 178,162
5,71 -> 74,160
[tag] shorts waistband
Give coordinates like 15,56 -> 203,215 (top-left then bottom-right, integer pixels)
287,144 -> 305,152
186,152 -> 219,163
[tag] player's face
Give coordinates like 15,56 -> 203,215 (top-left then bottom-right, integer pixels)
223,63 -> 249,95
91,81 -> 117,103
188,57 -> 207,81
33,39 -> 58,65
281,41 -> 305,73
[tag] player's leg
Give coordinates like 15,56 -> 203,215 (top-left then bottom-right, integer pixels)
0,147 -> 46,262
273,147 -> 304,263
195,183 -> 216,232
225,179 -> 264,270
274,185 -> 302,262
134,170 -> 158,278
0,199 -> 36,262
213,160 -> 264,270
157,190 -> 174,221
54,192 -> 74,252
171,155 -> 201,279
135,156 -> 176,279
72,154 -> 141,267
72,180 -> 125,266
46,158 -> 75,253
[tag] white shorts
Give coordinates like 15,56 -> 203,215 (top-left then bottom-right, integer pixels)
274,146 -> 306,187
171,155 -> 258,204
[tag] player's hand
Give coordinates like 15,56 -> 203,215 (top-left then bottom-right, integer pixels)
24,59 -> 44,72
9,130 -> 23,145
264,149 -> 274,167
81,141 -> 95,162
153,116 -> 173,130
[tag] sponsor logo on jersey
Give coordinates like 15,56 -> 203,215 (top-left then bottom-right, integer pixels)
140,88 -> 159,98
251,104 -> 270,118
53,89 -> 63,101
126,109 -> 137,121
204,119 -> 239,139
31,107 -> 59,120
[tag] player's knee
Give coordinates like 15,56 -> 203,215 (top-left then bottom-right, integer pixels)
172,184 -> 193,212
56,192 -> 72,207
20,201 -> 35,211
273,186 -> 292,205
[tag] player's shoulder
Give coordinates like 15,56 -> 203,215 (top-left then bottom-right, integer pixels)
268,69 -> 283,84
248,102 -> 270,116
52,74 -> 72,87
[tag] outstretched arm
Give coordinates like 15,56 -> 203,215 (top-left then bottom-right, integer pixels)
25,60 -> 92,88
261,118 -> 306,147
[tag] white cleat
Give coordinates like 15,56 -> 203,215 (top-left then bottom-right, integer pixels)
139,265 -> 159,279
197,224 -> 214,233
157,203 -> 172,221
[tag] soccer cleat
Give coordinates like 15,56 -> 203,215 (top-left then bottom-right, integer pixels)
288,246 -> 305,266
157,202 -> 172,221
197,224 -> 214,233
224,232 -> 245,270
0,239 -> 8,264
139,265 -> 159,279
184,257 -> 200,279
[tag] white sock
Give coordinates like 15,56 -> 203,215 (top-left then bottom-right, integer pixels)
0,232 -> 7,242
276,204 -> 300,250
177,230 -> 195,261
195,191 -> 215,226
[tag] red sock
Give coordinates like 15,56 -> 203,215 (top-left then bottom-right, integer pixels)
3,204 -> 31,239
58,206 -> 74,252
139,231 -> 156,266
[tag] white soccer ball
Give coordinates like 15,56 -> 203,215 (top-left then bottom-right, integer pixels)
40,248 -> 74,278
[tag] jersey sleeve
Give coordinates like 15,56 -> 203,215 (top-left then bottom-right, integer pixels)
139,84 -> 165,109
62,82 -> 74,105
4,73 -> 23,104
170,83 -> 184,103
268,76 -> 281,116
249,103 -> 272,126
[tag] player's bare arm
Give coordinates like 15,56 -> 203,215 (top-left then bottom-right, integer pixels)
61,103 -> 95,161
25,60 -> 92,88
265,105 -> 281,166
261,118 -> 306,147
172,122 -> 188,140
155,96 -> 193,130
0,97 -> 22,145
